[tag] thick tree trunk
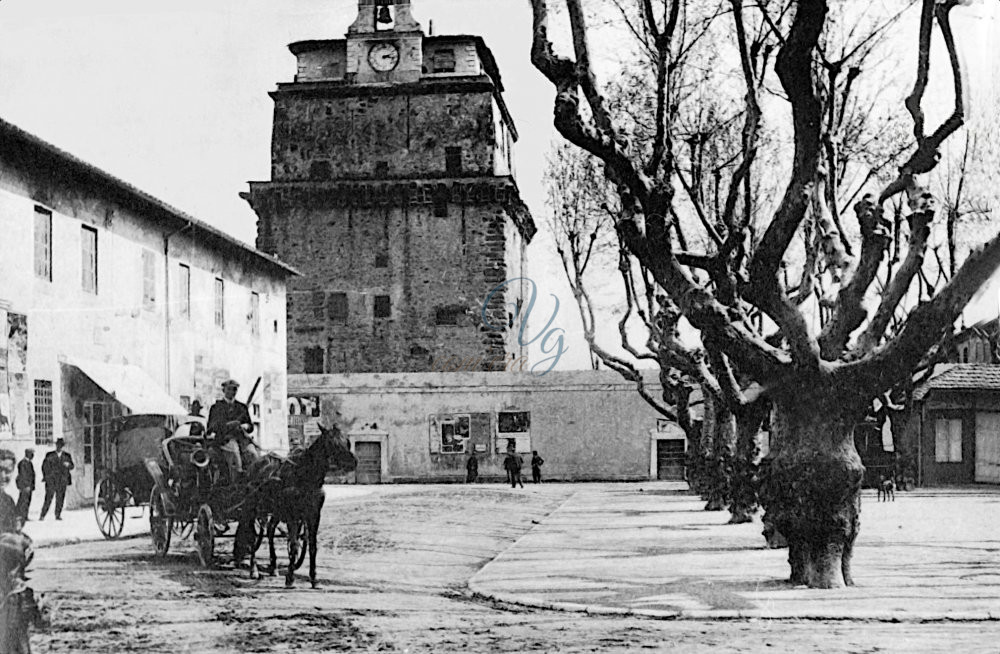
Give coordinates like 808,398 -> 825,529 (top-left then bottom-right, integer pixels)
728,400 -> 767,524
762,390 -> 864,589
701,393 -> 735,512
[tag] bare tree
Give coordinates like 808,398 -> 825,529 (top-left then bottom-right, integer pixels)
530,0 -> 994,588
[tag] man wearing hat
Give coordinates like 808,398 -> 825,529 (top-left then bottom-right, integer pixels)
15,448 -> 34,523
40,438 -> 73,521
207,379 -> 254,482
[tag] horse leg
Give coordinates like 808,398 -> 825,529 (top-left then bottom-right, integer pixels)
285,517 -> 299,588
267,515 -> 278,577
309,493 -> 325,589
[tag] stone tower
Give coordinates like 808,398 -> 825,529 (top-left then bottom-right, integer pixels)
246,0 -> 536,374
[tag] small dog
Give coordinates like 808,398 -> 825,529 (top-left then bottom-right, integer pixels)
877,475 -> 895,502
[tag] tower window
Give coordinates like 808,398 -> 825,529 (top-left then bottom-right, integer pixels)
374,253 -> 389,268
445,147 -> 463,175
433,199 -> 448,218
303,346 -> 325,374
328,292 -> 349,324
374,295 -> 391,318
433,48 -> 456,73
435,305 -> 465,325
375,161 -> 389,178
374,0 -> 396,31
309,161 -> 332,180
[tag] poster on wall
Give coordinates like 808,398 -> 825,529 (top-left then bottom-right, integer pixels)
7,313 -> 29,438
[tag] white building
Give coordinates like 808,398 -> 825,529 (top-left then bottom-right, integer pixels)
0,117 -> 297,509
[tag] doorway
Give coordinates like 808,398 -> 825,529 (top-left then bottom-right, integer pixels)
354,441 -> 383,484
655,439 -> 686,480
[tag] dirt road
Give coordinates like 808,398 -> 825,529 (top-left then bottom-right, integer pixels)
28,485 -> 1000,653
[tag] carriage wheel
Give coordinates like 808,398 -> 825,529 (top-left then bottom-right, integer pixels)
195,504 -> 215,569
94,477 -> 126,539
149,488 -> 172,556
288,521 -> 309,571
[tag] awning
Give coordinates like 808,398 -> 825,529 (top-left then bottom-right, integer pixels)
63,357 -> 188,416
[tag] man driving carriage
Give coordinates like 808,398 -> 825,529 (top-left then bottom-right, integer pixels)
207,379 -> 256,483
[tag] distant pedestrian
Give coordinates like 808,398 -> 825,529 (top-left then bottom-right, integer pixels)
0,449 -> 19,533
466,453 -> 479,483
40,438 -> 74,521
504,452 -> 524,489
531,450 -> 544,483
15,449 -> 34,523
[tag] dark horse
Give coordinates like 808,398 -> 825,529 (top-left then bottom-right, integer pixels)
235,424 -> 357,588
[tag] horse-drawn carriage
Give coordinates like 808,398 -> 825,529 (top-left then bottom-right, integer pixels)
93,414 -> 177,539
92,410 -> 358,584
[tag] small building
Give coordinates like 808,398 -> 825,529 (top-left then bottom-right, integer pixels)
909,364 -> 1000,485
288,370 -> 684,483
0,117 -> 297,509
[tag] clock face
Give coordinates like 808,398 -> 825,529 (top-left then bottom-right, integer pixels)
368,42 -> 400,72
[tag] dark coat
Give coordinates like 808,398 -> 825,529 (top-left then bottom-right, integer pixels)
15,459 -> 34,492
531,454 -> 544,470
207,399 -> 254,442
504,454 -> 523,472
0,492 -> 17,533
41,451 -> 73,488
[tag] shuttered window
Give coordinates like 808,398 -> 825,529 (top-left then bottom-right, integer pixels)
935,418 -> 962,463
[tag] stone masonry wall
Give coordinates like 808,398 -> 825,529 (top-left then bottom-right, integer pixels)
271,90 -> 496,181
264,200 -> 519,373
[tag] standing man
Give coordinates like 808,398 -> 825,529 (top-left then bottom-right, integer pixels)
39,438 -> 73,521
15,449 -> 34,523
207,379 -> 254,482
531,450 -> 544,484
465,453 -> 478,484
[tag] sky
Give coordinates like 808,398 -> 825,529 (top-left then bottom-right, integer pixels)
0,0 -> 599,368
1,0 -> 998,369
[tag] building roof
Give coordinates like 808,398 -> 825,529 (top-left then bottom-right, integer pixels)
0,117 -> 298,278
912,363 -> 1000,401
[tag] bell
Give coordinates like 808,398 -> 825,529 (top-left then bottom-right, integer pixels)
377,5 -> 393,24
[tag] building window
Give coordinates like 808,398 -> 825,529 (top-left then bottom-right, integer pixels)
374,161 -> 389,178
437,414 -> 470,454
250,292 -> 260,337
303,346 -> 325,374
433,198 -> 448,218
312,290 -> 327,320
374,253 -> 389,269
433,48 -> 456,73
34,207 -> 52,281
178,264 -> 191,319
374,295 -> 391,319
214,278 -> 225,328
33,380 -> 53,446
142,249 -> 157,309
935,417 -> 962,462
328,292 -> 349,324
445,147 -> 463,175
83,402 -> 102,466
81,225 -> 98,293
435,305 -> 465,325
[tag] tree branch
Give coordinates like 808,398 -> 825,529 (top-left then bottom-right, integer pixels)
854,209 -> 934,353
843,226 -> 1000,391
818,194 -> 890,357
